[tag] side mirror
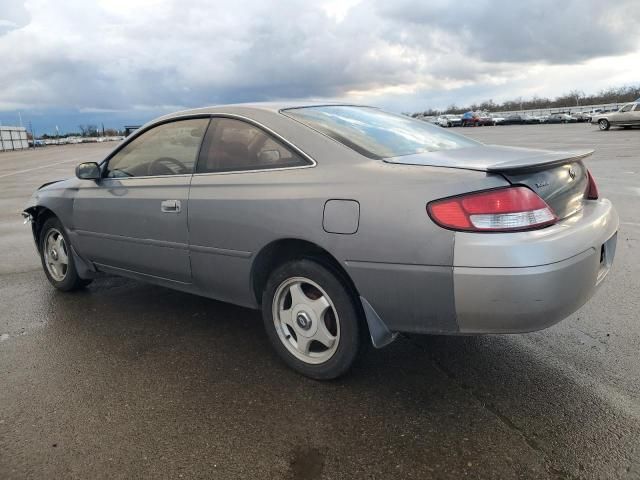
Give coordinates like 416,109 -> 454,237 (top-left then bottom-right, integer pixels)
76,162 -> 101,180
258,149 -> 281,164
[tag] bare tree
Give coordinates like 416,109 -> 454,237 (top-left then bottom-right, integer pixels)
410,84 -> 640,116
568,90 -> 585,106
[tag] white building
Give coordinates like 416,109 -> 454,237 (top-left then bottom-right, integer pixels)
0,126 -> 29,152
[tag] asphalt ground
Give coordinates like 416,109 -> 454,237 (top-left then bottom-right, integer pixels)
0,124 -> 638,479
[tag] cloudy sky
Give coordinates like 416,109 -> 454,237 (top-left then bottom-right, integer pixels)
1,0 -> 640,133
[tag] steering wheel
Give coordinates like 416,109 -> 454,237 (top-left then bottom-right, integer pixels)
148,157 -> 188,176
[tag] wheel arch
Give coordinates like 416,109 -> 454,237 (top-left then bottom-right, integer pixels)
24,206 -> 59,251
250,238 -> 360,307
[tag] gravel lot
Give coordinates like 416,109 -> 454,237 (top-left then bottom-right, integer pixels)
1,124 -> 639,479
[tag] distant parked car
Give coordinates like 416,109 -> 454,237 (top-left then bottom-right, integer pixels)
436,115 -> 462,128
462,111 -> 492,127
547,113 -> 577,124
591,102 -> 640,130
502,114 -> 538,125
477,112 -> 495,126
572,112 -> 591,123
421,116 -> 439,125
491,115 -> 506,125
461,111 -> 479,127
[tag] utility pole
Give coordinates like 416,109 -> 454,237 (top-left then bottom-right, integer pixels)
28,121 -> 35,149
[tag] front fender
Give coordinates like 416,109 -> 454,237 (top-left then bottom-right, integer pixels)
22,197 -> 43,248
22,178 -> 77,249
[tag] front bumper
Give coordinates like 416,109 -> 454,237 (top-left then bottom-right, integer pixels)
453,199 -> 618,333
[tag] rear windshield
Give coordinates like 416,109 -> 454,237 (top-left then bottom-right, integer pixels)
282,106 -> 480,159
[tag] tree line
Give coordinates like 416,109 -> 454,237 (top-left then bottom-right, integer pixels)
40,125 -> 123,138
410,84 -> 640,117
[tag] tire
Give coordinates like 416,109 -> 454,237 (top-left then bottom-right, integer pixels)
599,119 -> 610,131
39,217 -> 92,291
261,258 -> 361,380
623,126 -> 631,130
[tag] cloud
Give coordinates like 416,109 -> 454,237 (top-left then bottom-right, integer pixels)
0,0 -> 639,131
0,0 -> 29,35
376,0 -> 640,64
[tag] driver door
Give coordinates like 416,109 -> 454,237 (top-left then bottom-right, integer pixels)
72,117 -> 210,283
613,103 -> 634,125
633,103 -> 640,125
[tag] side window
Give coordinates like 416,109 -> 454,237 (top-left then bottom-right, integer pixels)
620,104 -> 633,112
634,104 -> 640,112
196,118 -> 310,173
106,118 -> 209,178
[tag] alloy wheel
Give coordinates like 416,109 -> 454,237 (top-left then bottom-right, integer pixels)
43,228 -> 68,281
272,276 -> 340,364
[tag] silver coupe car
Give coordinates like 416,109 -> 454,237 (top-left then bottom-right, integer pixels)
24,103 -> 618,379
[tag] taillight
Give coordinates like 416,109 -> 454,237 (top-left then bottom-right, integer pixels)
427,186 -> 557,232
586,170 -> 599,200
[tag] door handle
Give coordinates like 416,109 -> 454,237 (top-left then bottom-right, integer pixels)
161,200 -> 181,213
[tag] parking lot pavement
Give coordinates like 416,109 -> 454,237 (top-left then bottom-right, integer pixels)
0,125 -> 639,479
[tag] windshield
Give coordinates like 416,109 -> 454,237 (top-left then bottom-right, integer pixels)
282,106 -> 480,159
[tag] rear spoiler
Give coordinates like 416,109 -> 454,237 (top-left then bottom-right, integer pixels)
485,149 -> 593,173
385,146 -> 594,173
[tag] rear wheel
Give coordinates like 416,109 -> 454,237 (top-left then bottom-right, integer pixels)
39,217 -> 92,291
262,259 -> 361,380
599,119 -> 610,131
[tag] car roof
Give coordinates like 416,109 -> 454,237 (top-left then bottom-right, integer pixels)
154,101 -> 369,122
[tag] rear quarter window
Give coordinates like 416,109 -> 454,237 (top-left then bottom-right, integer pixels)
196,118 -> 310,173
282,106 -> 480,159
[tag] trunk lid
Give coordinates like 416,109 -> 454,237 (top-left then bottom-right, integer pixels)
499,160 -> 588,220
386,145 -> 592,220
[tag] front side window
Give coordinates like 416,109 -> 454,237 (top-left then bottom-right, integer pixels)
620,104 -> 633,112
106,118 -> 209,178
282,106 -> 480,159
196,118 -> 309,173
634,104 -> 640,111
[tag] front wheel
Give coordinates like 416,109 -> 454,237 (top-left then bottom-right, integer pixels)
599,119 -> 610,131
39,217 -> 92,291
262,259 -> 361,380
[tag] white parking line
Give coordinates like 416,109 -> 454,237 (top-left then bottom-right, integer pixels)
0,158 -> 79,179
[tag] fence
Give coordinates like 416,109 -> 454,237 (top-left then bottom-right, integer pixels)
0,126 -> 29,152
490,102 -> 627,117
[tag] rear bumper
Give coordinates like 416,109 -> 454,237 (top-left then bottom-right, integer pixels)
453,199 -> 618,333
350,199 -> 618,339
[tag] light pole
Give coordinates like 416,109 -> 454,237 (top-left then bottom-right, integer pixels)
28,121 -> 35,149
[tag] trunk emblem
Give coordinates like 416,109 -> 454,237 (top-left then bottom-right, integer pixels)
535,180 -> 549,188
